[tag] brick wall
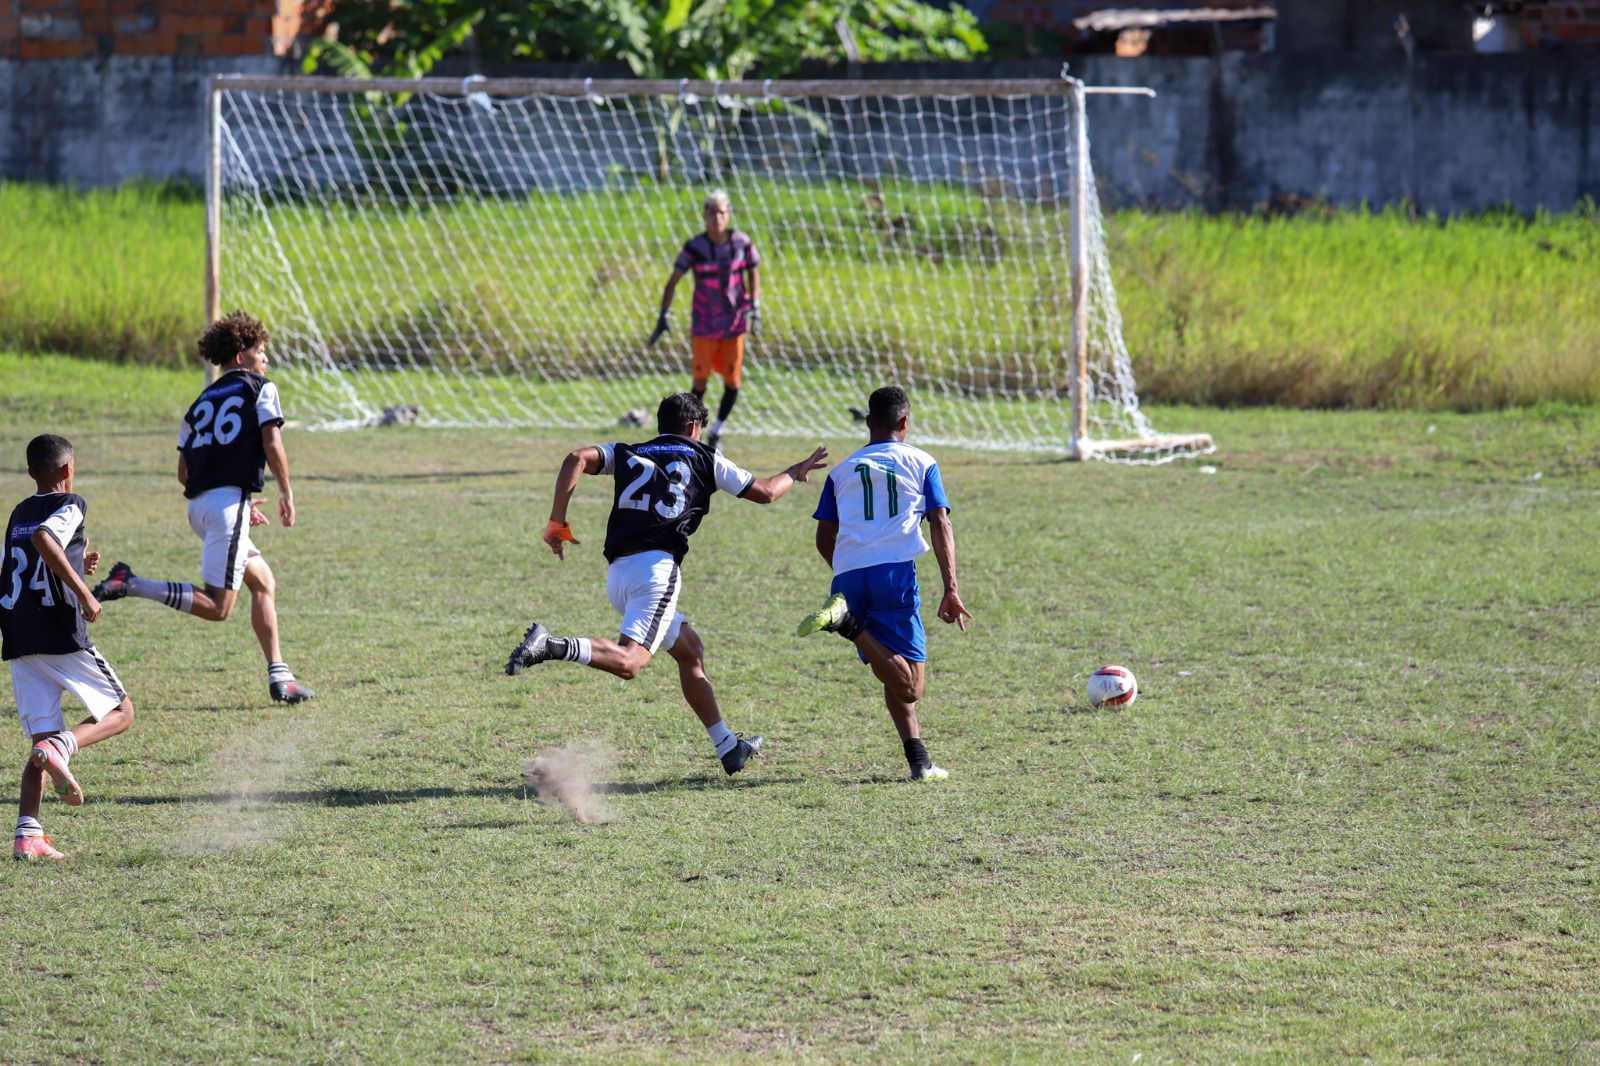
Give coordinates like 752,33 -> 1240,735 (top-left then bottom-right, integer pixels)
1,0 -> 332,61
1521,1 -> 1600,46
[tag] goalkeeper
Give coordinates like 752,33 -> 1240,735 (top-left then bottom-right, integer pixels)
650,189 -> 760,452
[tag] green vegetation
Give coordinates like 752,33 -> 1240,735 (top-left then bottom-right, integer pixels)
312,0 -> 985,82
2,182 -> 1598,408
0,351 -> 1595,1061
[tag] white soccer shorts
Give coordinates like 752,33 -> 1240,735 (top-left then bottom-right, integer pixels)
187,486 -> 263,591
11,649 -> 127,736
605,550 -> 686,655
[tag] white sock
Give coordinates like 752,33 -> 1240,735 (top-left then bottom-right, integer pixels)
129,577 -> 194,613
15,815 -> 42,838
569,638 -> 591,665
706,720 -> 736,758
268,662 -> 294,684
708,418 -> 726,437
43,731 -> 77,760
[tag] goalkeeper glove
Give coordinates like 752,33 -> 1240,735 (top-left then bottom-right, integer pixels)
647,310 -> 672,346
747,299 -> 760,336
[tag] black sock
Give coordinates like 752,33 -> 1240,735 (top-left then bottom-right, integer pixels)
692,386 -> 707,402
717,386 -> 739,422
834,610 -> 864,641
903,738 -> 931,771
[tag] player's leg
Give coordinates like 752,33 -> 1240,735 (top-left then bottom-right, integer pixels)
706,337 -> 744,450
14,657 -> 62,858
11,657 -> 86,858
665,620 -> 762,775
23,648 -> 133,806
96,487 -> 247,621
243,556 -> 314,703
507,552 -> 677,682
13,750 -> 60,860
690,337 -> 716,401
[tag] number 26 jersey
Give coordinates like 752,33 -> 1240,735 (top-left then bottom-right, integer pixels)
597,435 -> 754,563
177,369 -> 285,499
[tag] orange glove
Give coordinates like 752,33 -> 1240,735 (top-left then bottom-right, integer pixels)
544,519 -> 579,558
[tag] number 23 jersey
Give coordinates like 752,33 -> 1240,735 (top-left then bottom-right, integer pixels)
597,435 -> 754,563
177,369 -> 285,499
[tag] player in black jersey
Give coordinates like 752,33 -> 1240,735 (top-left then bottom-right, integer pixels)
91,311 -> 314,704
3,436 -> 136,860
505,393 -> 827,776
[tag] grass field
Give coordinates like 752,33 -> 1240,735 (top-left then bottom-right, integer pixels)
3,182 -> 1598,409
1,351 -> 1596,1062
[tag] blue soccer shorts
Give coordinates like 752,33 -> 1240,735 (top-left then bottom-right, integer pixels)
831,560 -> 925,664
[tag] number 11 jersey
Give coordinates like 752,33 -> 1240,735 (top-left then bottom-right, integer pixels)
597,435 -> 754,563
177,369 -> 285,499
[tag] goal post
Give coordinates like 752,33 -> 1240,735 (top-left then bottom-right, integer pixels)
206,73 -> 1212,461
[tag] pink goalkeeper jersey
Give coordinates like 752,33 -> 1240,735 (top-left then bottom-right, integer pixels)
674,230 -> 759,339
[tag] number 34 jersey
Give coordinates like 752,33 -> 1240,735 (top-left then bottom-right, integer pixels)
597,435 -> 754,563
177,369 -> 285,500
1,492 -> 92,659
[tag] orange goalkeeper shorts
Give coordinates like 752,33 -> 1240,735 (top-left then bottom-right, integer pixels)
690,335 -> 746,388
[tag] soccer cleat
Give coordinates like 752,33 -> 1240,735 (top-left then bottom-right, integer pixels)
796,592 -> 850,637
720,734 -> 763,776
706,430 -> 722,454
505,622 -> 553,676
30,742 -> 83,806
92,560 -> 135,602
269,678 -> 315,704
910,763 -> 950,782
13,835 -> 66,861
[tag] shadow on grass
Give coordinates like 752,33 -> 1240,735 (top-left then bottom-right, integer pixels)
104,775 -> 804,807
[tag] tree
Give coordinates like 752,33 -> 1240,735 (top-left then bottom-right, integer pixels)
309,0 -> 986,80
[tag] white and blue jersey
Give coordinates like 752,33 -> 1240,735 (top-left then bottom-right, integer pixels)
813,440 -> 951,663
812,441 -> 950,575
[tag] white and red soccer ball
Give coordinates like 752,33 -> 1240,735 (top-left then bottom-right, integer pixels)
1087,665 -> 1137,708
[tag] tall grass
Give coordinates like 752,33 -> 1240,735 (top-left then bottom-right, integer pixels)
3,181 -> 1597,408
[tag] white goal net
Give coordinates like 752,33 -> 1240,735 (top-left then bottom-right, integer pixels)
209,75 -> 1211,460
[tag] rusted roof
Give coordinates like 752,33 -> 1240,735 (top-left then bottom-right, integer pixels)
1072,6 -> 1277,32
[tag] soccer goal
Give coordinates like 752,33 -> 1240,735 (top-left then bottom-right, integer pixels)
206,74 -> 1212,461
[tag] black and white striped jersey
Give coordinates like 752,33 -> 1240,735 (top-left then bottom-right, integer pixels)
0,492 -> 92,659
178,369 -> 285,499
597,435 -> 754,563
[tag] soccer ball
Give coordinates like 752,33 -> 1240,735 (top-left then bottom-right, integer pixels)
1087,665 -> 1137,708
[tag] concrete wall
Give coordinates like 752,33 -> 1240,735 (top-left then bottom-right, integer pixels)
1,52 -> 1595,212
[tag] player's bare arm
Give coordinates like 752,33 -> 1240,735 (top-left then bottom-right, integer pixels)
740,446 -> 829,504
814,518 -> 838,568
31,528 -> 100,623
927,508 -> 970,630
261,423 -> 294,527
545,446 -> 603,559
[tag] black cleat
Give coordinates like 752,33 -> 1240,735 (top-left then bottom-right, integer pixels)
270,678 -> 315,703
93,561 -> 135,602
706,430 -> 722,454
720,734 -> 763,776
506,622 -> 552,676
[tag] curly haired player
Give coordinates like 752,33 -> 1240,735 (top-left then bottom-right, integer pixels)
94,311 -> 314,704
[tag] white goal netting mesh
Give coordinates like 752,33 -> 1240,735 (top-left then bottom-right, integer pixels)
214,78 -> 1210,459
